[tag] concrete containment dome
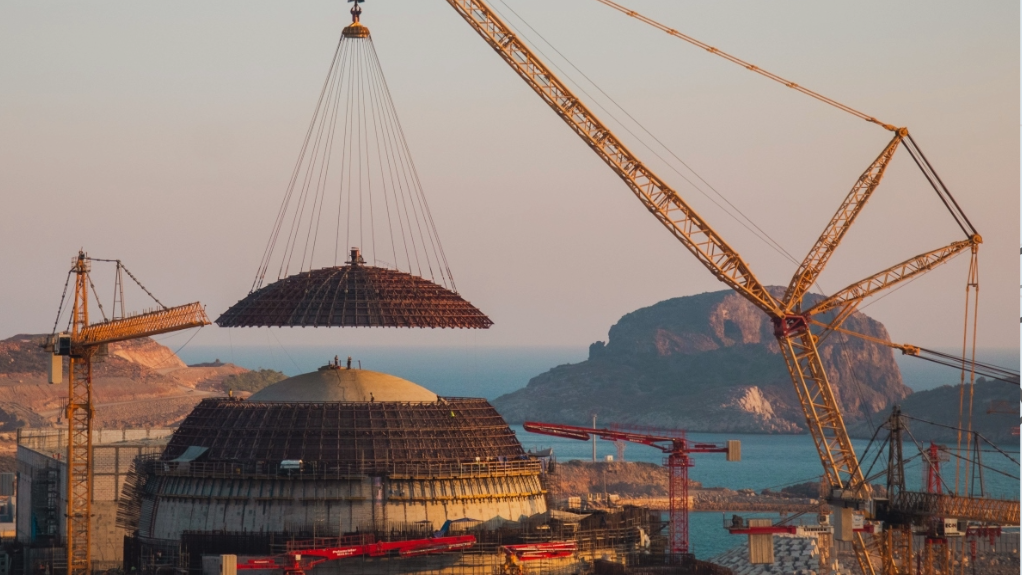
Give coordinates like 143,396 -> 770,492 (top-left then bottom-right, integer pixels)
122,365 -> 547,549
248,366 -> 438,403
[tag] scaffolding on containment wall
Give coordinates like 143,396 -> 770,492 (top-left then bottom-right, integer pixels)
162,398 -> 525,470
126,507 -> 673,575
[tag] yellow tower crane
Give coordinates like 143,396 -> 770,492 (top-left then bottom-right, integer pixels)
46,251 -> 209,575
439,1 -> 1016,573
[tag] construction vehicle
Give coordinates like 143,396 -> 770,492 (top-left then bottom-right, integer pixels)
439,1 -> 1017,572
523,421 -> 739,556
234,534 -> 476,575
45,251 -> 209,575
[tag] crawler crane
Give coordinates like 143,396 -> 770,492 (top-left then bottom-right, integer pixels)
46,251 -> 209,575
440,1 -> 1018,572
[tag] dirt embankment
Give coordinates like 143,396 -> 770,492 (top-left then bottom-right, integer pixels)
0,334 -> 254,451
545,460 -> 820,513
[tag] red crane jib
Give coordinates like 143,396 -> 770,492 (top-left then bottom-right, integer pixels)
236,535 -> 476,571
522,421 -> 728,455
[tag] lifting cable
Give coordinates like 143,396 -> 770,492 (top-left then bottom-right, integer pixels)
900,134 -> 978,238
955,249 -> 981,496
592,0 -> 983,244
50,270 -> 74,338
490,0 -> 805,271
588,0 -> 896,131
253,21 -> 454,292
810,320 -> 1019,386
903,414 -> 1019,469
912,347 -> 1018,386
86,274 -> 109,323
90,258 -> 169,311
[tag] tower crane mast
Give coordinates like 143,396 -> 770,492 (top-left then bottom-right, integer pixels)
523,421 -> 739,556
441,1 -> 999,572
47,251 -> 210,575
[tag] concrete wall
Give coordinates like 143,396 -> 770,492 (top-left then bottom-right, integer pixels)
16,445 -> 63,545
16,429 -> 169,564
141,473 -> 547,539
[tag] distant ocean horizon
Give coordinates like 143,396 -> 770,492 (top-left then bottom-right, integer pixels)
175,343 -> 1019,400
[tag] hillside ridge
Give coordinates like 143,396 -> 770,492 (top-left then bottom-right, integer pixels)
494,288 -> 910,434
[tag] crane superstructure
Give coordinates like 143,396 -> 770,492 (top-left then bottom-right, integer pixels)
47,251 -> 210,575
523,421 -> 739,556
440,1 -> 1013,572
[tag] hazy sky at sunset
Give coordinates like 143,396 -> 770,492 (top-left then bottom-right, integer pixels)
1,1 -> 1018,352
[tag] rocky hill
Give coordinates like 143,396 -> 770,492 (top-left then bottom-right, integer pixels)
493,289 -> 911,433
848,378 -> 1019,444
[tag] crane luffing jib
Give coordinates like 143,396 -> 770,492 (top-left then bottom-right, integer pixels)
805,238 -> 978,318
72,302 -> 210,352
444,0 -> 780,317
783,131 -> 905,309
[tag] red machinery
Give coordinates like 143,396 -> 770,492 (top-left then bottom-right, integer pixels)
523,421 -> 739,555
499,542 -> 577,575
236,535 -> 476,575
500,541 -> 577,561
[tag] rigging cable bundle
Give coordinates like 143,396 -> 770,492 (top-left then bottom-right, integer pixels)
219,0 -> 491,329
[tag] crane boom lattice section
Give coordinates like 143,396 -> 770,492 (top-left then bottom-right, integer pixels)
784,132 -> 904,308
807,238 -> 976,317
75,302 -> 209,350
891,492 -> 1020,526
778,332 -> 864,493
445,0 -> 779,315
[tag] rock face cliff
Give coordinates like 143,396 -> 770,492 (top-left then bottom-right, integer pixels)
493,289 -> 910,433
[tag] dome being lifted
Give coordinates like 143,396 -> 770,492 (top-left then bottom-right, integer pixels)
217,249 -> 492,328
224,3 -> 490,329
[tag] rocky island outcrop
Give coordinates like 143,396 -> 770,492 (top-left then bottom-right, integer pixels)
494,288 -> 911,433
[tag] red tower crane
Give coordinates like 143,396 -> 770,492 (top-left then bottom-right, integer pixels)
523,421 -> 740,556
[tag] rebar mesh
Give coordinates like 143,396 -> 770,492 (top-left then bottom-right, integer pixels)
163,397 -> 522,466
217,264 -> 492,328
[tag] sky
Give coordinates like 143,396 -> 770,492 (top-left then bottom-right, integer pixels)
0,1 -> 1018,354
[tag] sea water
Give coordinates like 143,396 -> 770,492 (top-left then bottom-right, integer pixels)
177,344 -> 1020,559
515,425 -> 1020,558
